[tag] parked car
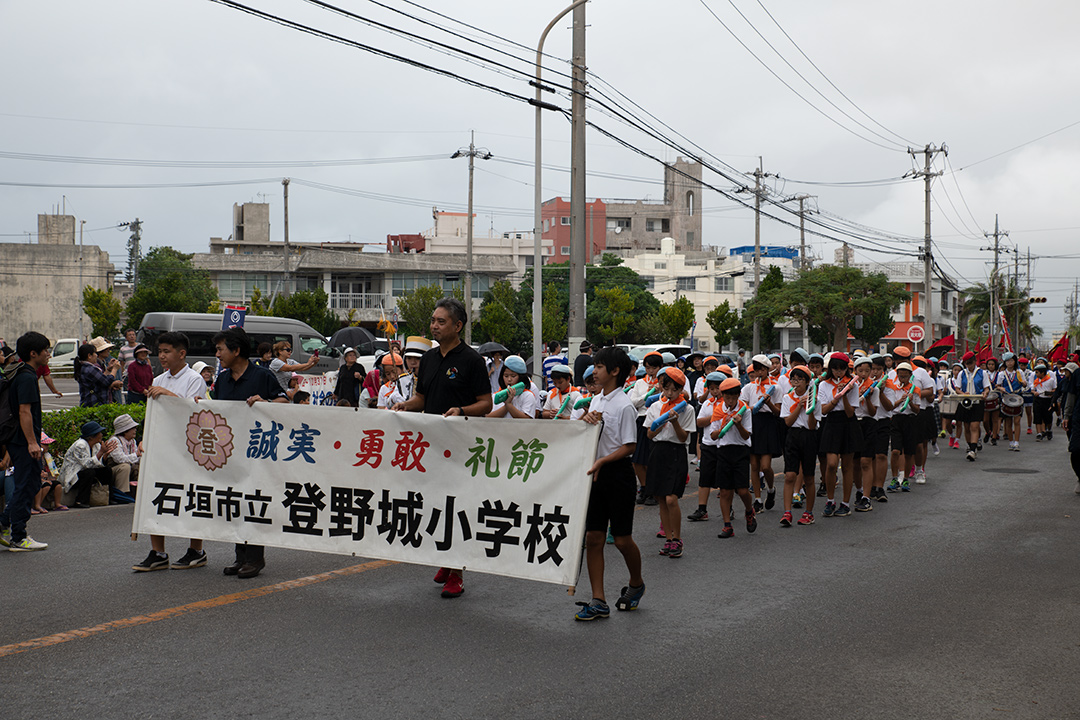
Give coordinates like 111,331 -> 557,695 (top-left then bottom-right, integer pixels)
628,344 -> 693,362
48,338 -> 79,370
136,312 -> 343,375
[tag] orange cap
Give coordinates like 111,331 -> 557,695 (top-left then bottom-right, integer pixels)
380,352 -> 403,367
720,378 -> 742,393
662,367 -> 687,387
893,346 -> 912,358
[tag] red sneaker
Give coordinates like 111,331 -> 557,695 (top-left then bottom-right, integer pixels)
433,567 -> 451,584
1027,428 -> 1032,434
441,572 -> 464,598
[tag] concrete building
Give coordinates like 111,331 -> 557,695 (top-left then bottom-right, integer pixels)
845,261 -> 958,351
540,157 -> 705,261
0,214 -> 117,344
413,209 -> 547,278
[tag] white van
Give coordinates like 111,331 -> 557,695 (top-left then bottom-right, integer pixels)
136,312 -> 346,375
48,338 -> 79,370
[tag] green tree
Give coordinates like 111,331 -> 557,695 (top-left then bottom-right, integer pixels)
591,286 -> 634,344
657,296 -> 696,341
532,260 -> 659,343
477,280 -> 519,348
540,282 -> 567,345
395,283 -> 464,338
634,312 -> 670,344
850,304 -> 895,347
731,266 -> 785,350
82,286 -> 123,338
125,247 -> 218,325
706,300 -> 739,348
762,265 -> 910,349
270,288 -> 340,336
248,286 -> 271,316
960,278 -> 1040,351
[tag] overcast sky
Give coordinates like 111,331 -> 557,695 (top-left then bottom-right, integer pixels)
3,0 -> 1078,339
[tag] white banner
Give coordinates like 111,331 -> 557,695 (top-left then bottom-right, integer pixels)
133,397 -> 600,586
295,374 -> 337,406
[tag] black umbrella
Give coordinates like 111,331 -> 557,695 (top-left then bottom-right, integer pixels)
330,326 -> 377,351
477,342 -> 510,357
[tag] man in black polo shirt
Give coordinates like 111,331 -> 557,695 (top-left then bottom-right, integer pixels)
392,297 -> 491,597
212,327 -> 288,579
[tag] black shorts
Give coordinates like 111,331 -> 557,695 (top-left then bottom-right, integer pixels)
1033,396 -> 1055,425
854,417 -> 874,459
632,417 -> 653,465
918,407 -> 937,441
585,457 -> 636,537
818,414 -> 863,455
956,401 -> 984,424
750,411 -> 784,457
698,444 -> 720,488
890,413 -> 919,456
869,417 -> 892,457
714,444 -> 751,490
783,426 -> 818,476
644,441 -> 688,498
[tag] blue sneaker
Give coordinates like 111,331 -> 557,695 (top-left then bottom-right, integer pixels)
901,479 -> 911,492
615,584 -> 645,611
833,503 -> 852,517
886,478 -> 901,493
822,500 -> 836,517
606,527 -> 614,544
574,599 -> 610,621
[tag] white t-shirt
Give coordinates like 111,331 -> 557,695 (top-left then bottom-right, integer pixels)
269,358 -> 291,391
912,367 -> 936,403
817,376 -> 859,417
644,397 -> 695,445
739,379 -> 778,416
544,385 -> 582,418
707,399 -> 752,447
1032,373 -> 1057,397
152,365 -> 207,400
629,376 -> 660,417
780,388 -> 821,430
490,387 -> 540,419
884,378 -> 919,416
377,378 -> 410,409
589,387 -> 638,460
697,397 -> 720,447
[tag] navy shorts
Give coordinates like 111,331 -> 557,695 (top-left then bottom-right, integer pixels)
585,457 -> 636,537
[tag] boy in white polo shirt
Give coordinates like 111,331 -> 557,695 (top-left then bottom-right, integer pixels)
133,331 -> 208,572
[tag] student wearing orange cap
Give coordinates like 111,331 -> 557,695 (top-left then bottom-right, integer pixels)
376,352 -> 409,409
629,351 -> 664,505
779,365 -> 820,526
688,371 -> 728,522
708,378 -> 756,538
644,367 -> 696,558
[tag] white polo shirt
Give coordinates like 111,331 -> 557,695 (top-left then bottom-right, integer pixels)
152,364 -> 207,400
589,386 -> 638,459
644,397 -> 695,445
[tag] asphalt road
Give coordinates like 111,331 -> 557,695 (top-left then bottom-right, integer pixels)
3,431 -> 1079,720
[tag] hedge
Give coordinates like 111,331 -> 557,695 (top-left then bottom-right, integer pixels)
43,403 -> 145,457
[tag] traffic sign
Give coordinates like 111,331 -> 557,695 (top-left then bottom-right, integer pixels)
907,325 -> 925,343
981,323 -> 991,335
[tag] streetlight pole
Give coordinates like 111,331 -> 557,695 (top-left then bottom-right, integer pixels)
533,0 -> 587,375
79,219 -> 85,342
452,132 -> 492,345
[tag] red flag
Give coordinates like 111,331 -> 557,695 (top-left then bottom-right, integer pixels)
1048,334 -> 1070,363
976,338 -> 994,365
925,334 -> 955,360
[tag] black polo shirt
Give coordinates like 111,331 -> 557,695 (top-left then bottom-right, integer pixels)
5,365 -> 41,446
416,340 -> 490,415
214,361 -> 287,403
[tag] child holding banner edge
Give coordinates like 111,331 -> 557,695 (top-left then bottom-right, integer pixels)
576,346 -> 645,621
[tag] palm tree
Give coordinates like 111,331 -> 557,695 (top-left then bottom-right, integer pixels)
961,278 -> 1041,350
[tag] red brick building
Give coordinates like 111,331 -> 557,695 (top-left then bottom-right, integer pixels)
541,198 -> 607,264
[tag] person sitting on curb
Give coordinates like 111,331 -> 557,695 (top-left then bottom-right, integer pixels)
106,413 -> 142,497
58,421 -> 117,508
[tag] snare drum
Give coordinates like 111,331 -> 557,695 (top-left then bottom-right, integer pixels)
1001,393 -> 1024,418
940,395 -> 960,417
983,391 -> 1000,413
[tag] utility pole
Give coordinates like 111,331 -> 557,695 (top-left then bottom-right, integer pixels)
119,218 -> 142,290
983,214 -> 1007,353
452,132 -> 493,345
1025,247 -> 1032,352
842,243 -> 850,268
749,159 -> 777,354
79,219 -> 85,342
797,194 -> 812,345
567,3 -> 587,361
282,178 -> 291,297
1014,248 -> 1021,353
908,144 -> 946,347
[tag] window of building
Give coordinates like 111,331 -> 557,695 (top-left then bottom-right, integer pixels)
515,233 -> 522,239
654,261 -> 667,270
606,217 -> 631,230
642,276 -> 654,289
687,191 -> 695,216
646,218 -> 670,233
560,247 -> 570,255
714,276 -> 732,292
676,277 -> 695,292
524,255 -> 533,266
686,231 -> 695,247
561,217 -> 570,225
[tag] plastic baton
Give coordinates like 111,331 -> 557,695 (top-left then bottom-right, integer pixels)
718,405 -> 748,438
556,394 -> 573,417
860,377 -> 885,399
574,396 -> 593,410
752,385 -> 774,413
649,400 -> 687,432
807,376 -> 820,413
493,382 -> 526,405
643,388 -> 666,407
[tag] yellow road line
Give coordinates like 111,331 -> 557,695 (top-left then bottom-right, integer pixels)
0,559 -> 395,658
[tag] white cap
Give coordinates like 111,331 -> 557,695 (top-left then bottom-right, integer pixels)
895,362 -> 913,373
751,354 -> 770,366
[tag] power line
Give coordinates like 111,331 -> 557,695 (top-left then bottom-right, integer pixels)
952,118 -> 1080,171
0,178 -> 283,189
0,149 -> 449,169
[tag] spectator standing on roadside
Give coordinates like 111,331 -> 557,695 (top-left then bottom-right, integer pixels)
0,332 -> 51,551
332,348 -> 365,407
542,341 -> 567,391
93,337 -> 122,403
117,329 -> 138,378
574,340 -> 594,386
133,331 -> 210,572
268,341 -> 317,394
74,343 -> 121,407
125,344 -> 154,404
392,297 -> 492,599
212,328 -> 288,579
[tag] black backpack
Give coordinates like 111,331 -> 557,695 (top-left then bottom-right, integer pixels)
0,363 -> 32,446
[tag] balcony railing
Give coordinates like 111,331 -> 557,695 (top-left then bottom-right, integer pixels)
329,292 -> 394,311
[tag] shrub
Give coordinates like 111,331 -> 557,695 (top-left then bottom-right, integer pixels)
43,403 -> 145,457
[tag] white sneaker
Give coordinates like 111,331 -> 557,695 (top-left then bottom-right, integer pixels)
915,470 -> 927,485
966,450 -> 976,462
9,536 -> 48,552
0,527 -> 11,548
932,444 -> 940,457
